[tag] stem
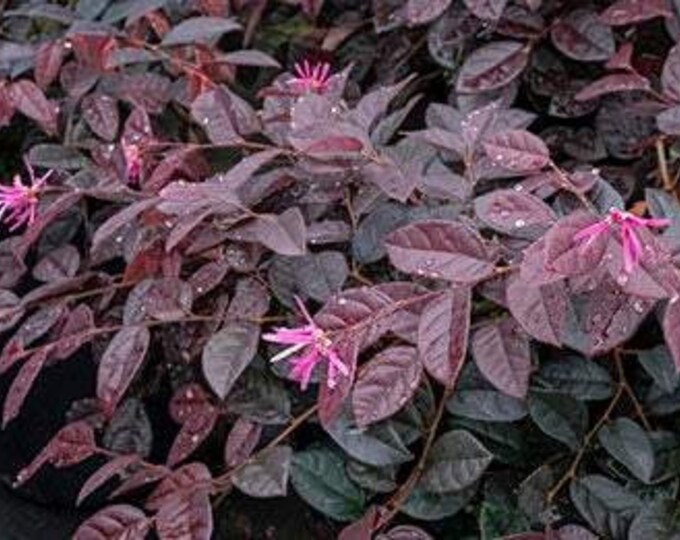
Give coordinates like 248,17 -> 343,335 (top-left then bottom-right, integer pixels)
615,349 -> 652,431
549,161 -> 597,213
545,384 -> 625,504
656,137 -> 675,192
375,384 -> 456,530
211,404 -> 319,505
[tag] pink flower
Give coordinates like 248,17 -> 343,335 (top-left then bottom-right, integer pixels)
122,140 -> 142,185
0,162 -> 52,231
289,60 -> 332,95
574,208 -> 670,274
263,297 -> 348,390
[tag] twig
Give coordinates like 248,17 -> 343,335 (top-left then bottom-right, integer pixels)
374,384 -> 456,530
656,138 -> 675,193
545,384 -> 625,504
615,349 -> 652,431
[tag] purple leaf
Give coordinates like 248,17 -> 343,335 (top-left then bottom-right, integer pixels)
229,208 -> 307,256
77,455 -> 139,506
599,0 -> 672,26
155,492 -> 213,540
97,326 -> 150,414
202,321 -> 259,399
73,504 -> 150,540
464,0 -> 508,20
507,274 -> 567,347
161,16 -> 241,46
224,417 -> 262,468
2,348 -> 48,427
406,0 -> 453,25
574,73 -> 651,102
663,300 -> 680,372
483,129 -> 550,172
352,346 -> 422,427
16,421 -> 96,486
123,278 -> 194,324
385,220 -> 496,283
232,445 -> 292,498
544,212 -> 608,277
167,404 -> 220,467
472,318 -> 532,399
146,463 -> 212,511
663,44 -> 680,102
35,40 -> 66,90
456,41 -> 531,94
475,188 -> 556,238
32,244 -> 80,282
10,79 -> 58,135
418,288 -> 471,387
551,9 -> 615,62
82,94 -> 119,141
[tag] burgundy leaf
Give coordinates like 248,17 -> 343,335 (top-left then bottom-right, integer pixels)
97,326 -> 151,415
191,86 -> 259,143
82,94 -> 120,141
551,9 -> 615,62
160,16 -> 241,46
166,404 -> 219,467
155,491 -> 213,540
663,44 -> 680,102
507,274 -> 567,347
303,135 -> 364,157
16,421 -> 96,486
35,40 -> 66,90
202,321 -> 259,399
222,50 -> 281,68
32,244 -> 80,282
574,73 -> 651,102
146,463 -> 212,511
188,260 -> 230,298
483,129 -> 550,173
10,79 -> 57,135
73,504 -> 150,540
2,348 -> 48,427
663,299 -> 680,372
169,384 -> 212,425
456,41 -> 531,94
226,277 -> 270,320
418,287 -> 471,387
224,417 -> 262,468
463,0 -> 508,20
475,188 -> 556,238
385,220 -> 496,283
472,317 -> 532,399
77,455 -> 139,506
657,105 -> 680,135
229,208 -> 307,256
380,525 -> 434,539
544,212 -> 608,277
92,198 -> 159,252
54,304 -> 96,360
0,289 -> 23,333
123,278 -> 194,324
232,445 -> 292,498
599,0 -> 672,26
352,346 -> 422,427
406,0 -> 453,25
113,467 -> 169,499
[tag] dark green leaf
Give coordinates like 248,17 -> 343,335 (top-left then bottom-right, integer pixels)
598,419 -> 655,484
528,392 -> 588,450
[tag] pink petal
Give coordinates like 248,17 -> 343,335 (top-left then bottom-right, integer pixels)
622,225 -> 642,274
294,295 -> 317,328
573,220 -> 610,244
290,350 -> 319,391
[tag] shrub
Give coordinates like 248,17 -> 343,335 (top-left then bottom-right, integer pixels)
1,0 -> 680,538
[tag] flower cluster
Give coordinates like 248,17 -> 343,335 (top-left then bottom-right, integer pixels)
263,297 -> 347,391
574,208 -> 670,274
0,163 -> 51,231
288,60 -> 332,95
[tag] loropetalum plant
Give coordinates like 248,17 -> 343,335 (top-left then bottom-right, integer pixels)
5,0 -> 680,539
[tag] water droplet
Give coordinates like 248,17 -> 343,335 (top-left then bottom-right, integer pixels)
500,210 -> 510,218
196,287 -> 204,294
514,184 -> 524,191
514,219 -> 526,228
186,389 -> 194,399
202,117 -> 209,125
338,298 -> 347,306
191,435 -> 199,444
671,294 -> 680,304
115,236 -> 123,243
617,273 -> 629,285
632,300 -> 644,313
